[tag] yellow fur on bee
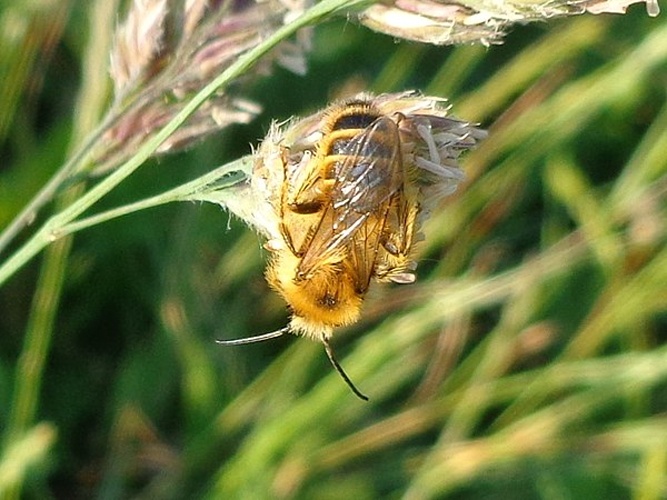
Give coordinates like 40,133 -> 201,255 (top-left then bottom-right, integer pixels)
266,250 -> 363,341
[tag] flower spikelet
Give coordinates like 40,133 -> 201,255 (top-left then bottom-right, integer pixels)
95,0 -> 311,173
356,0 -> 659,46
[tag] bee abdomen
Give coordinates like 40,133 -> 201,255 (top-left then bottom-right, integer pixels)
327,107 -> 383,157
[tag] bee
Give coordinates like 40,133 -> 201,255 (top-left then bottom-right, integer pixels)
219,92 -> 482,400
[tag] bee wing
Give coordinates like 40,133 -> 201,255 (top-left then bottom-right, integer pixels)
297,116 -> 403,292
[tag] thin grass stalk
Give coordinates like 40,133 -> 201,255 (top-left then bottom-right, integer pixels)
489,246 -> 667,433
1,3 -> 118,499
0,100 -> 122,258
206,338 -> 667,496
406,353 -> 667,498
462,19 -> 667,168
426,44 -> 486,97
370,43 -> 426,92
566,247 -> 667,358
418,20 -> 629,253
610,100 -> 667,210
310,344 -> 667,475
0,2 -> 70,142
56,157 -> 251,237
439,273 -> 544,443
2,197 -> 79,500
545,155 -> 624,270
0,424 -> 56,495
634,443 -> 667,500
456,16 -> 606,121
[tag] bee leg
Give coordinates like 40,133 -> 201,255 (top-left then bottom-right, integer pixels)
376,200 -> 419,284
288,178 -> 334,214
279,220 -> 300,255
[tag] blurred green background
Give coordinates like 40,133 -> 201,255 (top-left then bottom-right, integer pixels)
1,1 -> 666,499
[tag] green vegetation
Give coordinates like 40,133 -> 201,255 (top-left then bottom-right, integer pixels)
0,1 -> 665,498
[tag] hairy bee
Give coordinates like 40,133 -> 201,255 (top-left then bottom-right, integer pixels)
268,100 -> 419,338
219,92 -> 484,400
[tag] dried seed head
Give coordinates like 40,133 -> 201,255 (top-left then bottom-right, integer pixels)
356,0 -> 659,45
358,1 -> 506,46
585,0 -> 660,16
95,0 -> 311,173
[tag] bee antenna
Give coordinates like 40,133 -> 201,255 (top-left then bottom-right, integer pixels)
322,338 -> 369,401
216,327 -> 289,346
